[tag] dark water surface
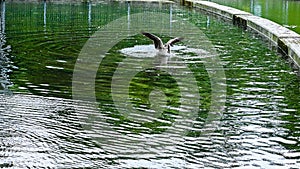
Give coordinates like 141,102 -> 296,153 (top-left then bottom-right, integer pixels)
1,1 -> 300,168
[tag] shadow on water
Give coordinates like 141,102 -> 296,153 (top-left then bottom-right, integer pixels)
1,1 -> 300,168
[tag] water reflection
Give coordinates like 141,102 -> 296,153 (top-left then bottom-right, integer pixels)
250,0 -> 262,16
1,1 -> 300,168
43,1 -> 46,29
0,1 -> 12,94
1,1 -> 5,33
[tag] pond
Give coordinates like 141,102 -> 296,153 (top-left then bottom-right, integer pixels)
210,0 -> 300,34
1,1 -> 300,168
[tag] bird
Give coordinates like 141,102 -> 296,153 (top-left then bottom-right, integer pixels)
141,32 -> 183,54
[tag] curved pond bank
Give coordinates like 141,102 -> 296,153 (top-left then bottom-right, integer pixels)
180,0 -> 300,73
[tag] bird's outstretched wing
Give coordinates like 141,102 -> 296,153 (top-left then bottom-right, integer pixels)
141,32 -> 164,49
165,37 -> 184,47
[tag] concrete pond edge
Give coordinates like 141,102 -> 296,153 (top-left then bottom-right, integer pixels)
180,0 -> 300,73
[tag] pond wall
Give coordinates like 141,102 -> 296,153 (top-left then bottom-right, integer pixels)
180,0 -> 300,72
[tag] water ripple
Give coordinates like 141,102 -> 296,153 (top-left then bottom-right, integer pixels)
2,2 -> 300,168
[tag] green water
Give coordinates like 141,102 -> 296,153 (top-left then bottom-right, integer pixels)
210,0 -> 300,33
1,1 -> 300,168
